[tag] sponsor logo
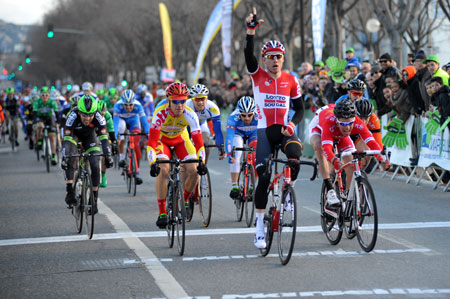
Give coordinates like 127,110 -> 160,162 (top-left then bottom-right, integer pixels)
66,112 -> 77,126
64,129 -> 71,135
263,102 -> 287,108
90,143 -> 96,147
264,94 -> 287,101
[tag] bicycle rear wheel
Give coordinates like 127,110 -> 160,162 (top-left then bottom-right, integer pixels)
175,184 -> 186,256
167,183 -> 175,248
355,177 -> 378,252
198,170 -> 212,227
320,182 -> 342,245
83,173 -> 95,239
278,185 -> 297,265
244,164 -> 255,228
260,190 -> 275,256
130,149 -> 137,196
44,137 -> 50,173
73,171 -> 83,233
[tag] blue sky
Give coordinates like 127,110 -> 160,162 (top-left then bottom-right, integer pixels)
0,0 -> 55,25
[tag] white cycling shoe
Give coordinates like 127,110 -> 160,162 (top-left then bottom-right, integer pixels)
326,189 -> 340,206
254,233 -> 266,249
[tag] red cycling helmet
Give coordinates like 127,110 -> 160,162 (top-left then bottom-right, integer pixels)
261,40 -> 285,57
165,82 -> 189,100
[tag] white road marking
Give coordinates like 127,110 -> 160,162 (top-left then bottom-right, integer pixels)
97,199 -> 188,299
220,288 -> 450,298
1,221 -> 450,247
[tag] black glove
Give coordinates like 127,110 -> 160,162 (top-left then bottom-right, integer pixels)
197,162 -> 207,175
61,156 -> 68,171
111,142 -> 118,156
150,164 -> 160,177
247,13 -> 260,30
105,155 -> 114,168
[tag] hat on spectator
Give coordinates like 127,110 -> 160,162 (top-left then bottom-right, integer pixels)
345,47 -> 355,53
347,62 -> 361,69
444,62 -> 450,71
331,71 -> 345,84
424,55 -> 440,64
413,49 -> 426,62
314,61 -> 325,67
230,72 -> 240,80
379,53 -> 392,62
370,65 -> 381,74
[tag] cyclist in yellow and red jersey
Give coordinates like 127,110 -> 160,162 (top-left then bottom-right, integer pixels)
147,82 -> 205,229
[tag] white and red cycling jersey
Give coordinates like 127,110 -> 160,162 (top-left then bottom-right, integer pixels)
249,67 -> 302,129
310,104 -> 381,162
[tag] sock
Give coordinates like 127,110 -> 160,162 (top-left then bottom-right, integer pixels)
231,182 -> 238,189
120,153 -> 125,160
324,178 -> 333,191
255,212 -> 265,235
184,190 -> 192,203
157,199 -> 166,215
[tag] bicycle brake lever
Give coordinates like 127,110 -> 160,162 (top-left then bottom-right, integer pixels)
310,158 -> 318,181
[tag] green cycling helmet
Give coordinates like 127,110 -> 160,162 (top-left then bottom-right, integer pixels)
96,89 -> 105,96
6,87 -> 15,93
108,88 -> 117,96
97,99 -> 107,115
78,95 -> 98,114
69,95 -> 81,107
40,86 -> 49,94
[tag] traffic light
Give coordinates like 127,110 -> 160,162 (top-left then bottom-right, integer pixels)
67,84 -> 72,91
47,24 -> 54,38
18,64 -> 23,71
121,80 -> 128,87
25,55 -> 31,64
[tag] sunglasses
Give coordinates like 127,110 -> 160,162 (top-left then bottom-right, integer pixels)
171,99 -> 187,105
194,96 -> 207,101
41,93 -> 49,97
124,103 -> 134,107
265,54 -> 284,60
351,91 -> 363,97
337,120 -> 354,127
80,112 -> 94,117
379,60 -> 388,63
240,113 -> 254,118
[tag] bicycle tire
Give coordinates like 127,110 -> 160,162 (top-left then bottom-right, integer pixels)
320,181 -> 342,245
167,182 -> 175,248
355,177 -> 378,252
175,183 -> 186,256
235,168 -> 245,222
260,189 -> 275,256
73,170 -> 83,233
244,164 -> 256,228
198,170 -> 212,227
278,185 -> 297,265
45,137 -> 50,173
83,172 -> 95,239
35,136 -> 40,161
10,124 -> 15,151
130,149 -> 137,196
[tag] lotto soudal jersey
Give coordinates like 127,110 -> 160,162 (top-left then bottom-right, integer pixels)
249,67 -> 302,129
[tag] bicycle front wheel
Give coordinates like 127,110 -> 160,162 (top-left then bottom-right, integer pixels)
45,137 -> 50,173
320,181 -> 342,245
167,184 -> 175,248
73,171 -> 83,233
175,184 -> 186,256
83,173 -> 95,239
278,185 -> 297,265
130,149 -> 137,196
235,168 -> 245,222
244,164 -> 255,228
355,177 -> 378,252
198,170 -> 212,227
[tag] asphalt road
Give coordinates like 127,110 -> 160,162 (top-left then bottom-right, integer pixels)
1,135 -> 450,299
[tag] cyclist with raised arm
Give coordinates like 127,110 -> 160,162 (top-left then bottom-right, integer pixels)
186,83 -> 225,162
309,99 -> 387,213
33,87 -> 59,165
113,89 -> 149,185
61,95 -> 113,212
245,8 -> 305,249
226,96 -> 258,199
147,82 -> 205,229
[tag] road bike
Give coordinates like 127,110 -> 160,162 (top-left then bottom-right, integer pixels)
154,152 -> 204,256
68,146 -> 105,240
119,132 -> 146,196
260,145 -> 318,265
320,149 -> 385,252
231,138 -> 256,227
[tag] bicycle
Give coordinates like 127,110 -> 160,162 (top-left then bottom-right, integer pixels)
68,145 -> 105,239
320,149 -> 385,252
119,132 -> 146,196
42,125 -> 52,173
231,139 -> 256,227
154,152 -> 204,256
260,145 -> 318,265
185,144 -> 222,227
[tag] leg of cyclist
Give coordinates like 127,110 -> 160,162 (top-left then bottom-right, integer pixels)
154,141 -> 170,228
35,121 -> 44,149
13,116 -> 20,146
117,118 -> 127,167
337,137 -> 356,198
174,136 -> 199,207
48,118 -> 58,165
63,141 -> 77,207
201,121 -> 211,164
129,127 -> 143,184
229,134 -> 244,199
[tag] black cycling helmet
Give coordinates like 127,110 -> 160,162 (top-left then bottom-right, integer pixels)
347,79 -> 366,91
334,98 -> 356,119
355,99 -> 373,118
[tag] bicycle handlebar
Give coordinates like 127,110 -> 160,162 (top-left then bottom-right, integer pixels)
231,146 -> 255,158
155,158 -> 204,165
66,153 -> 105,158
337,148 -> 388,159
263,157 -> 318,181
119,132 -> 147,137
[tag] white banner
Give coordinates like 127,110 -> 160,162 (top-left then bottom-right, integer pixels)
221,0 -> 232,69
418,117 -> 450,170
381,115 -> 414,167
311,0 -> 327,62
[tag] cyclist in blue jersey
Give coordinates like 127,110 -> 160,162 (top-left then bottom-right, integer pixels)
76,82 -> 98,99
226,96 -> 258,199
135,83 -> 155,121
335,79 -> 367,104
113,89 -> 150,184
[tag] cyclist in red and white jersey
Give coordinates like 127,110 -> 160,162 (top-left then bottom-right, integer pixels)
309,99 -> 387,208
245,8 -> 305,249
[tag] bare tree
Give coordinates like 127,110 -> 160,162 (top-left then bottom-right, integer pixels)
369,0 -> 420,67
438,0 -> 450,21
327,0 -> 359,58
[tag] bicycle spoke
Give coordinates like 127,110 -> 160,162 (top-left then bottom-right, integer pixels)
198,171 -> 212,227
355,177 -> 378,252
278,185 -> 296,265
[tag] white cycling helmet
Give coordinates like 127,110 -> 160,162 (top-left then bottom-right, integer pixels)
121,89 -> 135,104
71,84 -> 80,93
137,84 -> 148,93
82,81 -> 93,92
189,84 -> 209,98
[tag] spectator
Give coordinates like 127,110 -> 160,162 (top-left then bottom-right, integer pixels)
430,77 -> 450,131
297,62 -> 313,79
425,55 -> 450,87
324,71 -> 346,104
407,53 -> 415,65
381,87 -> 394,118
313,61 -> 325,72
379,53 -> 399,83
347,62 -> 365,81
413,50 -> 432,109
361,62 -> 372,76
369,65 -> 390,117
345,47 -> 359,67
444,62 -> 450,76
389,80 -> 411,123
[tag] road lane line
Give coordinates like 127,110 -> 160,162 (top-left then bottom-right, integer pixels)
97,199 -> 188,299
1,221 -> 450,247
